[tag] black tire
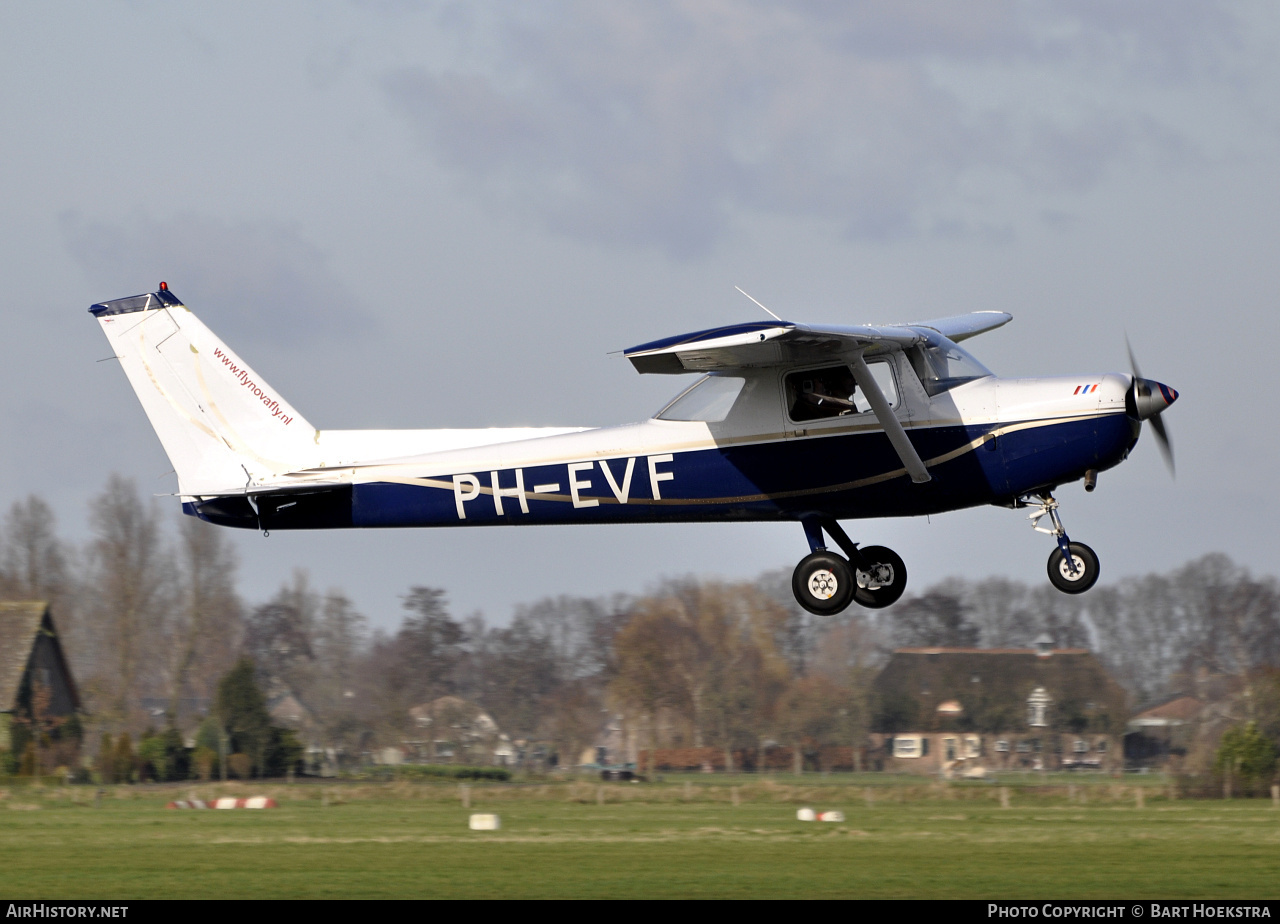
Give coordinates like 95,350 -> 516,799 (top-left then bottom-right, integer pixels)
1047,542 -> 1100,594
792,551 -> 855,615
852,545 -> 907,609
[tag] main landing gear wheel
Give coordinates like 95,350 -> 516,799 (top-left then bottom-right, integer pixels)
1047,542 -> 1100,594
852,545 -> 907,609
792,551 -> 854,616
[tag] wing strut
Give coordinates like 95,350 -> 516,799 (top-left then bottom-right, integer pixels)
850,353 -> 931,484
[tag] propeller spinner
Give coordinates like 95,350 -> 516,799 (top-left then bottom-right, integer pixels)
1124,336 -> 1178,475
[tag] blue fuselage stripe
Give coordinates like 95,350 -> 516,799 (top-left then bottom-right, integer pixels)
342,414 -> 1136,529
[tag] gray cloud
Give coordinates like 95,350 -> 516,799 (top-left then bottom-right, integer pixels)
791,0 -> 1239,74
379,2 -> 1242,256
61,212 -> 371,346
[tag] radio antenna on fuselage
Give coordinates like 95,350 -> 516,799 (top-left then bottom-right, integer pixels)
734,286 -> 783,322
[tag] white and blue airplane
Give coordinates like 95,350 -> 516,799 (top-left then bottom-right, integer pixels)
90,283 -> 1177,615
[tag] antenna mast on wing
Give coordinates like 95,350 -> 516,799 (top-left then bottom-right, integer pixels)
734,286 -> 783,322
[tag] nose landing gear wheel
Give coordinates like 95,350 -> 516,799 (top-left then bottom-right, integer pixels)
1047,542 -> 1100,594
852,545 -> 907,609
792,551 -> 854,615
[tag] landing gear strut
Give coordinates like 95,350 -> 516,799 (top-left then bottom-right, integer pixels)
1027,492 -> 1100,594
791,518 -> 907,615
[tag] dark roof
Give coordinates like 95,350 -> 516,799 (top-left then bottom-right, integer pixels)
872,647 -> 1128,734
0,602 -> 48,710
1132,694 -> 1202,722
0,602 -> 81,713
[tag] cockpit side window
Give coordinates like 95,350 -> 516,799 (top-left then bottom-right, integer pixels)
784,362 -> 897,422
907,333 -> 994,397
656,375 -> 746,422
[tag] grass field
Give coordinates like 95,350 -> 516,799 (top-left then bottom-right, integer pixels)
1,777 -> 1278,899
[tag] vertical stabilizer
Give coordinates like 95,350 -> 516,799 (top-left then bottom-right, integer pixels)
91,285 -> 317,496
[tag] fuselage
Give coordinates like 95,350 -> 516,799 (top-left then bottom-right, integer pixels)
187,351 -> 1139,531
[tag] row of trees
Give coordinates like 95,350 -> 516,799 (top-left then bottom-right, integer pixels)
1,475 -> 1278,778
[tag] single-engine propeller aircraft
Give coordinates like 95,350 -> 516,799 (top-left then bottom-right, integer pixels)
90,283 -> 1178,615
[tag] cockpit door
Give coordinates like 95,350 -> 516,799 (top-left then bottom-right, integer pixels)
782,358 -> 901,439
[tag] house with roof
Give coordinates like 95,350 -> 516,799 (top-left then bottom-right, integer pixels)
268,690 -> 318,735
403,695 -> 508,765
869,635 -> 1128,775
1124,694 -> 1202,769
0,602 -> 82,762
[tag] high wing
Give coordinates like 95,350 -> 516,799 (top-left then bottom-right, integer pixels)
623,321 -> 915,374
623,311 -> 1010,486
906,310 -> 1011,343
622,311 -> 1010,374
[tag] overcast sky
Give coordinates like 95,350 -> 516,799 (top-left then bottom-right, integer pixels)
2,1 -> 1277,629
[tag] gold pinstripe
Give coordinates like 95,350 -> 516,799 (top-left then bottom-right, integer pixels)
363,413 -> 1114,507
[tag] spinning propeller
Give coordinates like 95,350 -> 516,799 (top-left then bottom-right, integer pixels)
1125,336 -> 1178,475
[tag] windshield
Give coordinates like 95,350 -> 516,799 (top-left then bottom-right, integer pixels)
908,332 -> 993,396
656,375 -> 746,422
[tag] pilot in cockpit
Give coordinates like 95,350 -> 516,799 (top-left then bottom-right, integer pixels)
794,366 -> 859,420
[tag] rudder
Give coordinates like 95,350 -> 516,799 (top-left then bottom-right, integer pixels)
91,284 -> 318,497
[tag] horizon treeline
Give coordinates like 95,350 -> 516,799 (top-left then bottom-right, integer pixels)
2,474 -> 1279,773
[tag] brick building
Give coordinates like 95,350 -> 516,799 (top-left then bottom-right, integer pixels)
869,636 -> 1127,775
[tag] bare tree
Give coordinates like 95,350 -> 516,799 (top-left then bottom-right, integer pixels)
540,680 -> 607,769
313,590 -> 367,697
892,577 -> 1091,651
0,496 -> 90,679
774,674 -> 851,773
809,616 -> 884,770
85,475 -> 174,729
243,570 -> 319,700
611,580 -> 791,767
168,515 -> 242,725
891,591 -> 979,648
397,587 -> 468,702
956,577 -> 1040,648
515,594 -> 628,683
474,614 -> 560,738
1,496 -> 68,603
611,595 -> 688,770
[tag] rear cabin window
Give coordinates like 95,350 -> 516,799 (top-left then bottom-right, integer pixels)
785,362 -> 897,423
656,375 -> 746,422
